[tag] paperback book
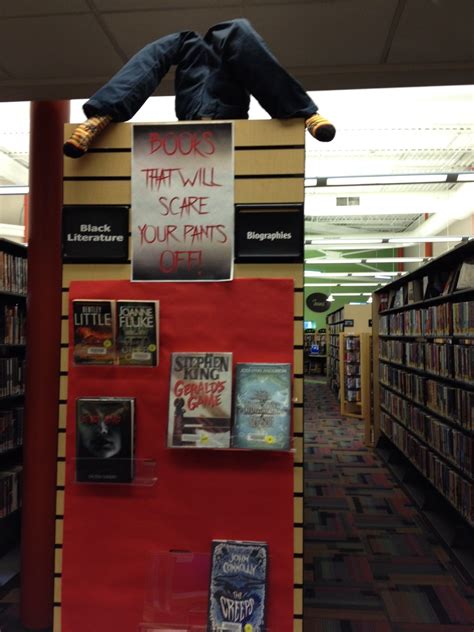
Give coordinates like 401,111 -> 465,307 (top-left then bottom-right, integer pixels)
168,352 -> 232,448
207,539 -> 268,632
116,300 -> 159,366
232,363 -> 292,450
75,397 -> 135,483
455,258 -> 474,291
72,299 -> 115,365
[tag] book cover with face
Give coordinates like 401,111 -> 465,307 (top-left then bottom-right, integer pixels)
75,397 -> 134,483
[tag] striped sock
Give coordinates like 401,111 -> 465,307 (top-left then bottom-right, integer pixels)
305,113 -> 336,142
63,114 -> 112,158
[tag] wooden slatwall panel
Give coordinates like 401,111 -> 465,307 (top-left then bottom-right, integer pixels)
56,118 -> 305,631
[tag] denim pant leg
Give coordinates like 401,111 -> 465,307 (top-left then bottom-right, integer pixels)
205,18 -> 317,119
84,31 -> 203,121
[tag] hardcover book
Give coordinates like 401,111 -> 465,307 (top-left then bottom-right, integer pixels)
116,300 -> 159,366
207,539 -> 268,632
167,352 -> 232,448
232,363 -> 292,450
72,299 -> 115,365
75,397 -> 135,483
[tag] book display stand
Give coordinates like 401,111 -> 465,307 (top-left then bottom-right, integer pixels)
372,240 -> 474,579
73,458 -> 157,486
56,119 -> 305,632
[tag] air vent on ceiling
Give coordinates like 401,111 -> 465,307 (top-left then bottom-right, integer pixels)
336,196 -> 360,206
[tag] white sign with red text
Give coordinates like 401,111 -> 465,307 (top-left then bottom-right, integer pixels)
131,122 -> 234,281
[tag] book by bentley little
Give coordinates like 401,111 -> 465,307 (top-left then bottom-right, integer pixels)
207,539 -> 268,632
116,300 -> 159,366
167,352 -> 232,448
72,299 -> 115,365
232,363 -> 292,450
75,397 -> 135,483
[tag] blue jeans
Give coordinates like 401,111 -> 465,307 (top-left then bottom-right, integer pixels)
84,18 -> 318,122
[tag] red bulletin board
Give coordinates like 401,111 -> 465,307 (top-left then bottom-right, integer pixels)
61,278 -> 296,632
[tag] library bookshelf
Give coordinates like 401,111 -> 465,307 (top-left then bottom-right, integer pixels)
326,304 -> 372,401
0,238 -> 26,586
372,240 -> 473,577
339,333 -> 371,427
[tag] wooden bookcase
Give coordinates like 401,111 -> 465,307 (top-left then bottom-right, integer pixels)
372,240 -> 473,575
339,333 -> 371,426
326,304 -> 372,400
0,238 -> 27,586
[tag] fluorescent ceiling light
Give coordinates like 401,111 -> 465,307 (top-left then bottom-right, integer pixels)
0,186 -> 29,195
306,236 -> 470,245
304,208 -> 433,217
331,292 -> 373,297
389,236 -> 470,243
306,238 -> 383,245
324,174 -> 448,186
0,223 -> 25,237
304,271 -> 403,277
305,282 -> 381,287
457,173 -> 474,182
305,257 -> 427,264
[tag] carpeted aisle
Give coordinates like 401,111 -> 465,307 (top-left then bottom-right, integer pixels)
303,377 -> 474,632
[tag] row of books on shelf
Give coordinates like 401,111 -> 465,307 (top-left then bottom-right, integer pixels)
380,379 -> 473,433
380,397 -> 472,477
0,253 -> 27,295
0,357 -> 25,398
76,356 -> 292,484
73,299 -> 159,367
0,304 -> 26,345
379,301 -> 473,337
378,258 -> 474,312
381,412 -> 473,525
379,339 -> 473,384
0,465 -> 22,519
0,407 -> 23,454
346,388 -> 361,402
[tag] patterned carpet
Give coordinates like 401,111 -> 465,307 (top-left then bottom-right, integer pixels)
303,377 -> 474,632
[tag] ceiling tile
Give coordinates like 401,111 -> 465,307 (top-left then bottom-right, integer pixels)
0,0 -> 88,17
388,0 -> 474,63
243,1 -> 399,67
0,14 -> 123,79
102,8 -> 255,57
94,0 -> 240,9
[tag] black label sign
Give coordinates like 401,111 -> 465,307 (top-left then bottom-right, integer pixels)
235,204 -> 303,262
62,205 -> 129,262
306,293 -> 329,313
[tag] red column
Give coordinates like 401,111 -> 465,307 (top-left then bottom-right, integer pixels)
424,213 -> 433,258
20,101 -> 69,629
397,247 -> 404,272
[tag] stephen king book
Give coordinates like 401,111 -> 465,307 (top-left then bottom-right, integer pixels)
167,352 -> 232,448
72,299 -> 115,365
207,539 -> 268,632
232,363 -> 292,450
75,397 -> 135,483
116,300 -> 159,366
